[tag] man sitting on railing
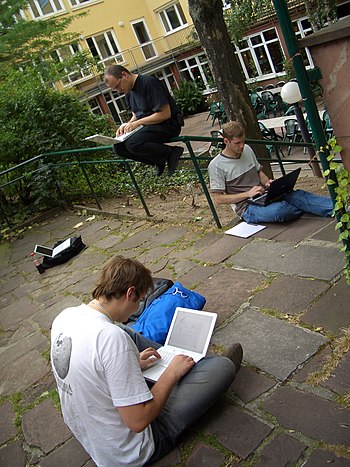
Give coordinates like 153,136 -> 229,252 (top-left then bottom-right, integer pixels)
208,121 -> 333,223
105,65 -> 184,177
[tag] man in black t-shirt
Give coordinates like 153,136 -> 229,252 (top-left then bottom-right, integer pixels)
105,65 -> 184,176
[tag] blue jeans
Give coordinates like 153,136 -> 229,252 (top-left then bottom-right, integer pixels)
120,325 -> 236,463
242,189 -> 334,224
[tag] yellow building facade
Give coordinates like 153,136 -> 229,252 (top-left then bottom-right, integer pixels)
24,0 -> 212,124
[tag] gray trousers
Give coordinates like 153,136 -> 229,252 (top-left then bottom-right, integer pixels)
120,325 -> 236,463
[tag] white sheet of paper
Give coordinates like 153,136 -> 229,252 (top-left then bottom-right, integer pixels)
52,238 -> 71,256
225,222 -> 266,238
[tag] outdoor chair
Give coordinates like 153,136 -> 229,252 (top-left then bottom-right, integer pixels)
323,109 -> 334,139
284,118 -> 303,156
255,86 -> 264,92
250,92 -> 261,110
259,121 -> 284,158
276,80 -> 286,87
260,91 -> 279,117
274,93 -> 289,115
255,103 -> 268,120
209,130 -> 225,155
264,83 -> 275,90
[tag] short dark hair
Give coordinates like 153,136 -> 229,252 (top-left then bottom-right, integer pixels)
221,121 -> 246,140
105,65 -> 130,79
92,255 -> 153,301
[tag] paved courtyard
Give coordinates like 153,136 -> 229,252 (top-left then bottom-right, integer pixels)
0,205 -> 350,466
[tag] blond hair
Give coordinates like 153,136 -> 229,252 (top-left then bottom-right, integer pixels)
221,121 -> 246,140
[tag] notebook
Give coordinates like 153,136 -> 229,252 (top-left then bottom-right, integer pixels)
142,307 -> 217,382
248,167 -> 301,207
85,126 -> 143,145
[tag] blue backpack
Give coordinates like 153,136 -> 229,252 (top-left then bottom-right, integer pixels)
131,281 -> 206,344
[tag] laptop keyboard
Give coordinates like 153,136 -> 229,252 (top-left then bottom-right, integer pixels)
158,348 -> 175,365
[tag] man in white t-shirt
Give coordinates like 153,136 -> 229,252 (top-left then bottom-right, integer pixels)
51,255 -> 242,466
208,121 -> 333,223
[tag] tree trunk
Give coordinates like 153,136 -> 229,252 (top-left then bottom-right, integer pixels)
188,0 -> 272,176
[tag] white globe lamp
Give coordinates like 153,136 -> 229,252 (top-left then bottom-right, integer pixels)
281,81 -> 302,104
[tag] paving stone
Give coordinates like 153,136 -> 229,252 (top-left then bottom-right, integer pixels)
137,246 -> 173,265
262,386 -> 350,446
251,275 -> 330,315
0,440 -> 26,467
271,217 -> 332,243
321,352 -> 350,395
178,264 -> 220,290
302,276 -> 350,334
311,220 -> 339,243
0,349 -> 49,396
200,401 -> 273,459
231,367 -> 276,404
230,239 -> 344,280
186,443 -> 225,467
0,331 -> 47,370
0,242 -> 11,268
149,257 -> 171,275
293,346 -> 332,383
21,372 -> 57,406
39,437 -> 90,467
93,234 -> 123,249
64,250 -> 107,271
32,295 -> 81,330
0,274 -> 23,296
117,227 -> 159,249
12,281 -> 46,299
254,433 -> 306,467
170,259 -> 197,277
194,234 -> 249,264
212,308 -> 326,380
252,222 -> 291,240
22,399 -> 71,454
142,226 -> 188,248
196,269 -> 264,325
303,449 -> 350,466
0,401 -> 17,444
66,272 -> 99,295
149,447 -> 181,466
9,320 -> 40,345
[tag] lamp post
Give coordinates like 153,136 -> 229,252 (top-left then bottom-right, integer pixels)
281,81 -> 322,178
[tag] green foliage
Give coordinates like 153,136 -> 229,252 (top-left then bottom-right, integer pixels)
324,138 -> 350,284
173,79 -> 205,116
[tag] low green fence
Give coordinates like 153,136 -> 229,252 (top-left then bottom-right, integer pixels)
0,135 -> 332,231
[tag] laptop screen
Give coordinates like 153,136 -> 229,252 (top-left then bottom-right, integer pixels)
166,308 -> 216,353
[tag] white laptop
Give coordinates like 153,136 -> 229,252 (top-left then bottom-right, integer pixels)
85,126 -> 143,146
142,307 -> 217,382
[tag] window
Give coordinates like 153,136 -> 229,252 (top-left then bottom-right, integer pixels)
28,0 -> 65,18
131,20 -> 157,60
86,31 -> 123,65
235,28 -> 285,81
151,66 -> 178,93
103,91 -> 130,124
159,2 -> 187,33
70,0 -> 92,5
177,53 -> 214,92
51,43 -> 91,86
293,18 -> 314,68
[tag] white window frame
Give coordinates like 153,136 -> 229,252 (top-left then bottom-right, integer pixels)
177,53 -> 213,92
86,30 -> 124,66
235,27 -> 285,82
27,0 -> 65,19
53,44 -> 92,86
158,2 -> 188,34
131,19 -> 158,61
292,17 -> 314,68
69,0 -> 94,6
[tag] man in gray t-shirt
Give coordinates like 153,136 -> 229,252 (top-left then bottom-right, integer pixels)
208,121 -> 333,223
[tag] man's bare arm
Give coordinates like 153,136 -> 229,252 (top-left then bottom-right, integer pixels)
117,355 -> 195,433
212,187 -> 264,205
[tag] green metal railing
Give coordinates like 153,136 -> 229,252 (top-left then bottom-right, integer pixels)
0,135 -> 330,231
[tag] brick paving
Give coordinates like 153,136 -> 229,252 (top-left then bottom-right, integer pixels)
1,113 -> 350,466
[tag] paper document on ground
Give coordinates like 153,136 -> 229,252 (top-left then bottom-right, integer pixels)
52,238 -> 71,256
85,126 -> 143,145
225,222 -> 266,238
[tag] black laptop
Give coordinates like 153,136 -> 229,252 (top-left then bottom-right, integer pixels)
248,168 -> 301,207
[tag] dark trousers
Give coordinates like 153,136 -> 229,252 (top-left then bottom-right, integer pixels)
113,123 -> 181,167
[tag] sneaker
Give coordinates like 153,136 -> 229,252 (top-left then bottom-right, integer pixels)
167,146 -> 183,177
156,164 -> 165,176
223,343 -> 243,372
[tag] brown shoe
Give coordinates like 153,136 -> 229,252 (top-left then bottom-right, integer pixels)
223,343 -> 243,372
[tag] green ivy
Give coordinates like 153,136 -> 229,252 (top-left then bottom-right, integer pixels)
323,137 -> 350,283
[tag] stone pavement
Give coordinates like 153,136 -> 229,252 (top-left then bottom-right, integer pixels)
1,208 -> 350,467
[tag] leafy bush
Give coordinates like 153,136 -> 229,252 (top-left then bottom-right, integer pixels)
173,80 -> 205,116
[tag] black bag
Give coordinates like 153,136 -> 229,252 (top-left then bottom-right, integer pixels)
127,277 -> 174,324
41,236 -> 86,270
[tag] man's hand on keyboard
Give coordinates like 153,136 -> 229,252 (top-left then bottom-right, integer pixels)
139,347 -> 161,370
167,355 -> 195,379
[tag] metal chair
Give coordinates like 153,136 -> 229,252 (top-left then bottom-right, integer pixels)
260,90 -> 279,117
209,130 -> 225,155
255,86 -> 264,92
322,110 -> 334,139
250,92 -> 261,110
284,118 -> 302,156
277,80 -> 286,87
259,122 -> 284,158
264,83 -> 275,90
